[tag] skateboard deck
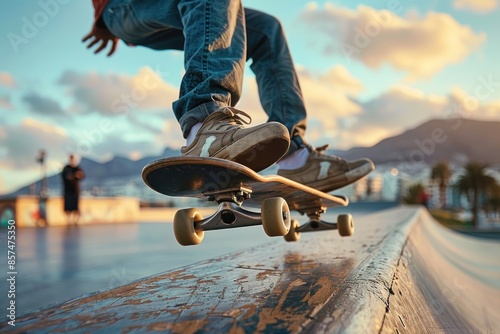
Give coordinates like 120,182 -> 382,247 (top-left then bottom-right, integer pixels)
142,156 -> 354,246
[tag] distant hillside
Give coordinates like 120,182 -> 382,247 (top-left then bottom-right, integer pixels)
5,118 -> 499,198
333,118 -> 500,166
6,147 -> 179,198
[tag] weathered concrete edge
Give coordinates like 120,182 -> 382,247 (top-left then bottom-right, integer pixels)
1,206 -> 423,333
305,207 -> 422,333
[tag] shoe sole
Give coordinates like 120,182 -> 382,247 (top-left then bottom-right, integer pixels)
221,135 -> 290,172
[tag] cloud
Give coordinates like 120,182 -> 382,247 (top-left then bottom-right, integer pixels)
240,65 -> 456,149
0,119 -> 75,194
0,72 -> 16,88
0,114 -> 172,193
239,62 -> 500,150
346,86 -> 448,147
448,86 -> 500,120
59,111 -> 175,163
342,85 -> 500,149
237,65 -> 426,149
0,95 -> 14,110
7,67 -> 181,163
357,86 -> 446,129
319,65 -> 364,95
58,67 -> 178,115
77,134 -> 165,162
238,64 -> 364,146
454,0 -> 498,13
0,118 -> 69,169
297,66 -> 365,142
22,92 -> 66,115
4,62 -> 499,187
300,3 -> 486,80
2,67 -> 182,165
158,119 -> 185,150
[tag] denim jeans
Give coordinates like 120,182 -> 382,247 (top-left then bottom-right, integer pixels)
102,0 -> 307,147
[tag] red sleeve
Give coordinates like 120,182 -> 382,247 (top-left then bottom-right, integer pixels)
92,0 -> 109,21
90,0 -> 135,46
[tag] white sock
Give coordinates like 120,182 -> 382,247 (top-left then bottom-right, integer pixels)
186,122 -> 203,146
277,147 -> 310,170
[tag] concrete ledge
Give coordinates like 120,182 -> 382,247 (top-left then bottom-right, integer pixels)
306,208 -> 418,333
139,207 -> 215,223
2,206 -> 498,333
381,209 -> 500,333
0,196 -> 140,227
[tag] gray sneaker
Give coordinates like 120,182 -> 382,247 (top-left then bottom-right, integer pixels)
278,145 -> 375,192
181,107 -> 290,172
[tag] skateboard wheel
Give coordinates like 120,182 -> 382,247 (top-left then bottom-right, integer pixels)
173,208 -> 204,246
261,197 -> 291,237
337,214 -> 354,237
284,219 -> 301,242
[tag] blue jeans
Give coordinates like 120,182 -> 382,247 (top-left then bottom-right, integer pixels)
103,0 -> 307,148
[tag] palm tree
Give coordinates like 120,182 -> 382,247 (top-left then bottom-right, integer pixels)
455,162 -> 498,226
431,161 -> 451,208
403,183 -> 425,205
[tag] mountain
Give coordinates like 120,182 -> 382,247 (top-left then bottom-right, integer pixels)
4,118 -> 499,198
5,147 -> 179,198
78,147 -> 178,183
331,118 -> 500,166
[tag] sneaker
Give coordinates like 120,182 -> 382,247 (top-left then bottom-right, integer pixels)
278,145 -> 374,192
181,107 -> 290,172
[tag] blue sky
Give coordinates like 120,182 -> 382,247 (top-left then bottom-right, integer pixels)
1,0 -> 500,194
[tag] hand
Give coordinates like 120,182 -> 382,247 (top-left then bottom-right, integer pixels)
82,25 -> 119,57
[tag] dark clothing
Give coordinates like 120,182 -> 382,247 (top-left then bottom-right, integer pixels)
64,193 -> 80,212
62,165 -> 84,212
91,0 -> 108,27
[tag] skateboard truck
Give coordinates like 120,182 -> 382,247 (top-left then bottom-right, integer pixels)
194,202 -> 262,231
198,186 -> 289,230
173,186 -> 292,246
205,186 -> 252,206
283,207 -> 354,241
142,156 -> 354,246
174,187 -> 352,246
191,187 -> 261,230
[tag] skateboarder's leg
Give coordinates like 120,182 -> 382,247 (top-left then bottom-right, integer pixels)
244,9 -> 374,190
245,8 -> 307,154
102,0 -> 245,137
102,0 -> 289,171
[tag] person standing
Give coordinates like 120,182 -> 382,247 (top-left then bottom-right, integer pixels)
62,154 -> 85,226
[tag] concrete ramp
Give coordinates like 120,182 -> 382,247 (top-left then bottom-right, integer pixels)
2,206 -> 499,333
381,209 -> 500,333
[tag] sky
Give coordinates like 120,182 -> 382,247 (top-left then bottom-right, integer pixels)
1,0 -> 500,194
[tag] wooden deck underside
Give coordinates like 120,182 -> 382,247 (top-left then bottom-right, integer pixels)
142,156 -> 348,212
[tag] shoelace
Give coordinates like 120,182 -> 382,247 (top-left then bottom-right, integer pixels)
204,107 -> 252,130
311,144 -> 344,162
315,144 -> 329,154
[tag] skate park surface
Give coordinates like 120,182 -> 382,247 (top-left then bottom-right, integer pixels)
0,204 -> 499,333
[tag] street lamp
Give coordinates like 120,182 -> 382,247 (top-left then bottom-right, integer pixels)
36,149 -> 48,226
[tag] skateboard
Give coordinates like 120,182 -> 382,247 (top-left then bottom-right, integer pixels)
142,156 -> 354,246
